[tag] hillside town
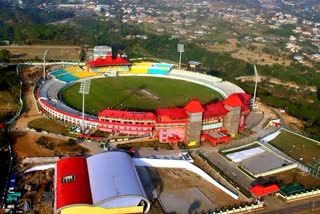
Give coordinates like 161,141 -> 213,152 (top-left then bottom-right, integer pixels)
3,0 -> 319,66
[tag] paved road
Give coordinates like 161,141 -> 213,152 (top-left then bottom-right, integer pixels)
199,148 -> 254,190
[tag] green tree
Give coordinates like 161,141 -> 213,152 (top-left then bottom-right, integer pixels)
0,49 -> 11,61
79,48 -> 86,62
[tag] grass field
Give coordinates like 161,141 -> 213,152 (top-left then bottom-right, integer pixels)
62,76 -> 223,114
269,129 -> 320,166
28,118 -> 76,137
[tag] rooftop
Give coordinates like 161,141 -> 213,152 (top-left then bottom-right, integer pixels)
184,99 -> 204,113
156,107 -> 188,121
87,55 -> 131,67
204,102 -> 229,116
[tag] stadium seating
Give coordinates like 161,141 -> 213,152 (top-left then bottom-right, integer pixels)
90,66 -> 129,73
50,69 -> 67,77
129,62 -> 173,74
147,67 -> 169,75
65,66 -> 83,72
73,71 -> 100,79
168,69 -> 244,96
130,66 -> 149,74
58,73 -> 79,83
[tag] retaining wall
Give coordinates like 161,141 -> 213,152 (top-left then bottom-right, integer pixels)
277,188 -> 320,202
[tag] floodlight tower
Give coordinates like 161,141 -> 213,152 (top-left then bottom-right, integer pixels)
79,79 -> 91,132
252,65 -> 259,109
177,44 -> 184,70
42,50 -> 48,83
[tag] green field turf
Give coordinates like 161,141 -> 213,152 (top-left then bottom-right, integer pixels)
269,129 -> 320,166
61,76 -> 223,114
28,118 -> 76,137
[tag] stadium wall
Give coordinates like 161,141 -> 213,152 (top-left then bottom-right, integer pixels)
38,68 -> 248,143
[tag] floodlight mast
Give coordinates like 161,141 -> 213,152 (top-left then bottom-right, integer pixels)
252,65 -> 258,109
42,50 -> 48,82
179,52 -> 182,70
177,44 -> 184,70
79,79 -> 91,132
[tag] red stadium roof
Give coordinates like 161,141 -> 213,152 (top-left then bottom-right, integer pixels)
223,93 -> 251,113
223,94 -> 243,107
98,109 -> 156,120
87,55 -> 131,67
203,102 -> 229,117
55,157 -> 92,210
249,184 -> 280,197
156,107 -> 188,122
184,99 -> 204,113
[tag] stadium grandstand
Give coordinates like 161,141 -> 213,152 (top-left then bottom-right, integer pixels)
37,53 -> 250,146
38,78 -> 99,128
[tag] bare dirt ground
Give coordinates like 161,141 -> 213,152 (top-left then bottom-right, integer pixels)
0,45 -> 81,61
147,168 -> 239,213
11,65 -> 89,160
208,44 -> 292,66
266,168 -> 320,189
11,66 -> 53,160
0,91 -> 16,114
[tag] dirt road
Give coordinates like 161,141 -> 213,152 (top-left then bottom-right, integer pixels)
11,66 -> 54,159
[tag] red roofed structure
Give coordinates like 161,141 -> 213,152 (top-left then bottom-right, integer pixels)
156,107 -> 188,122
249,184 -> 280,197
156,107 -> 188,143
87,54 -> 131,68
201,133 -> 230,146
55,157 -> 92,211
54,152 -> 151,213
184,99 -> 204,113
224,93 -> 251,113
204,102 -> 229,117
222,93 -> 251,133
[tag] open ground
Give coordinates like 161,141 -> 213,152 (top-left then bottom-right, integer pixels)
269,129 -> 320,166
62,76 -> 223,114
0,45 -> 81,61
266,168 -> 320,189
0,91 -> 16,116
208,43 -> 292,66
11,65 -> 87,160
137,167 -> 240,214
